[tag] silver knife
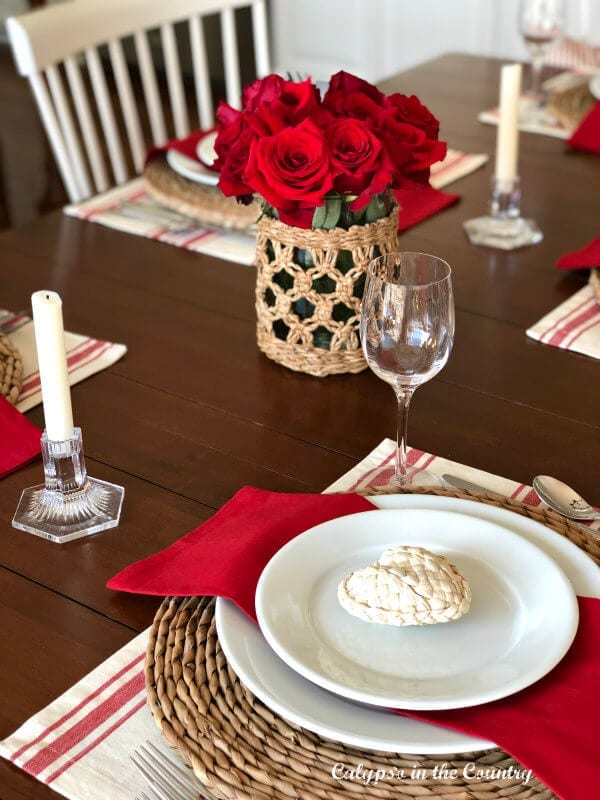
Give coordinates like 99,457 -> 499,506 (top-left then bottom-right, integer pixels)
442,474 -> 500,495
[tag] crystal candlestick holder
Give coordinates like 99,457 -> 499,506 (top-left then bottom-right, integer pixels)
12,428 -> 124,542
463,176 -> 543,250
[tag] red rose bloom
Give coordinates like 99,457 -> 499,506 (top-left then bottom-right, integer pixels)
376,110 -> 446,188
323,70 -> 385,121
252,78 -> 322,133
327,118 -> 393,209
244,118 -> 333,226
384,93 -> 440,138
241,74 -> 286,112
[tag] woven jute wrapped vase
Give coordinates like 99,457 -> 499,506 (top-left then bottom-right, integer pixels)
255,205 -> 399,377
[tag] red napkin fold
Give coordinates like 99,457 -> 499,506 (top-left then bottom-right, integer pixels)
398,595 -> 600,800
0,395 -> 41,478
145,128 -> 216,167
395,186 -> 460,231
556,236 -> 600,270
568,102 -> 600,154
107,486 -> 374,620
108,487 -> 600,800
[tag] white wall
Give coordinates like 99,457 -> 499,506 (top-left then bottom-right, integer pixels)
271,0 -> 599,81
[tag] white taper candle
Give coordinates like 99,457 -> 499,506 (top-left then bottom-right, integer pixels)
495,63 -> 522,185
31,291 -> 74,442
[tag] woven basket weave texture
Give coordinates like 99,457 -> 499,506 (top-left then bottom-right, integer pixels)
0,332 -> 23,404
255,207 -> 399,377
143,155 -> 258,231
145,486 -> 600,800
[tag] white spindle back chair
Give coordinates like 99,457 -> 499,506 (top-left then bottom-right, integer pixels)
6,0 -> 270,202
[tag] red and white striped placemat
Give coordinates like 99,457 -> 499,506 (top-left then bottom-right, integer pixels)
64,180 -> 257,266
526,285 -> 600,360
1,310 -> 127,412
1,437 -> 598,800
63,148 -> 488,266
429,148 -> 488,189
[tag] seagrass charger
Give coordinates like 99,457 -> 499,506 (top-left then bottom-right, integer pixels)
143,155 -> 258,231
144,486 -> 600,800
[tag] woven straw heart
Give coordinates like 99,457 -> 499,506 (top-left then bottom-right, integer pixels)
338,545 -> 471,626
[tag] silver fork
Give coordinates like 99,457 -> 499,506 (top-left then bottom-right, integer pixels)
131,741 -> 217,800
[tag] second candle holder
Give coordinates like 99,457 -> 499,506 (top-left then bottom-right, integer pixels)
463,176 -> 543,250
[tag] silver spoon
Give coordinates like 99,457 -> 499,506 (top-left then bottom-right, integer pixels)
533,475 -> 600,524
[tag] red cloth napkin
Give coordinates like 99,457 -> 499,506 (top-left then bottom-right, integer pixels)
568,102 -> 600,155
395,186 -> 460,231
556,237 -> 600,270
0,396 -> 41,478
145,128 -> 216,167
107,486 -> 374,620
108,487 -> 600,800
398,595 -> 600,800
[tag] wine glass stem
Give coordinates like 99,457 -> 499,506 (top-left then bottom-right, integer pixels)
394,388 -> 413,487
531,54 -> 544,101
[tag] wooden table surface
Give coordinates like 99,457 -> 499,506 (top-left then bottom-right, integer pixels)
0,53 -> 598,798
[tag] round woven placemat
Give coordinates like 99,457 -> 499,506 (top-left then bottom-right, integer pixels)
143,155 -> 259,231
548,81 -> 595,132
0,332 -> 23,404
145,486 -> 600,800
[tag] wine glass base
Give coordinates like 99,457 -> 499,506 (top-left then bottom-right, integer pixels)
364,468 -> 445,494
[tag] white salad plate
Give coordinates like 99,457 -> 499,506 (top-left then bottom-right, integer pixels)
166,146 -> 219,186
255,507 -> 579,710
217,495 -> 599,754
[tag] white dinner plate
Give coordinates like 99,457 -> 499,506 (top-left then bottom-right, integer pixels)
166,147 -> 219,186
255,508 -> 579,710
217,495 -> 599,754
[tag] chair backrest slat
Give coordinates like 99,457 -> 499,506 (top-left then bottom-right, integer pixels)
220,7 -> 241,108
189,15 -> 214,130
108,38 -> 145,173
85,47 -> 128,184
160,23 -> 190,139
133,30 -> 168,146
7,1 -> 271,202
64,55 -> 110,194
45,64 -> 91,199
251,0 -> 270,78
28,72 -> 82,202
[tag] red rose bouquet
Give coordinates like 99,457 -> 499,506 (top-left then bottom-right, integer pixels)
214,71 -> 447,230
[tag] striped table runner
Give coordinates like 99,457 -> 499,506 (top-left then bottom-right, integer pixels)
526,285 -> 600,360
1,311 -> 127,413
1,437 -> 598,800
63,148 -> 488,266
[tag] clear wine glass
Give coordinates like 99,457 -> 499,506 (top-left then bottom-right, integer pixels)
519,0 -> 565,108
360,252 -> 454,489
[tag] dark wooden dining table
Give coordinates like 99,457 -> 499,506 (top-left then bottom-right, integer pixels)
0,53 -> 598,799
